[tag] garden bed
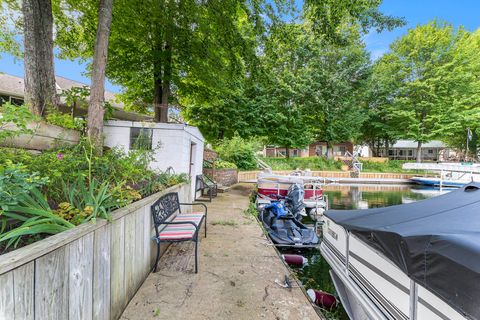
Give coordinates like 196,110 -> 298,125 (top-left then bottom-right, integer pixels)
0,183 -> 190,320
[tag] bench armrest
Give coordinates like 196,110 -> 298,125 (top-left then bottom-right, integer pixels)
179,202 -> 208,217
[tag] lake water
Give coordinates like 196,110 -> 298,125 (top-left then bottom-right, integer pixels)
285,184 -> 448,319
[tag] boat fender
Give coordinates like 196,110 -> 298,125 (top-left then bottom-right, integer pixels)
282,254 -> 308,267
307,289 -> 338,310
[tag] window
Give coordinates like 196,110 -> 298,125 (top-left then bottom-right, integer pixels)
0,95 -> 9,106
388,149 -> 394,156
399,150 -> 405,156
339,146 -> 346,155
428,149 -> 434,154
408,150 -> 413,156
292,149 -> 299,157
10,97 -> 24,106
315,146 -> 323,156
130,127 -> 153,150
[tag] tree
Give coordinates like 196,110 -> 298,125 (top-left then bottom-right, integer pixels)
301,31 -> 370,158
376,21 -> 459,162
360,54 -> 403,156
55,0 -> 263,123
304,0 -> 404,43
22,0 -> 58,116
436,29 -> 480,159
87,0 -> 113,152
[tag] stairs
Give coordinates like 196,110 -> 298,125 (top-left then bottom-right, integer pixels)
343,150 -> 363,178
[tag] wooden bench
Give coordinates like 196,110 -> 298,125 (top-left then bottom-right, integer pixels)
151,192 -> 207,273
194,174 -> 218,202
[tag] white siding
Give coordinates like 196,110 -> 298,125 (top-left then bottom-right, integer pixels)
103,121 -> 205,196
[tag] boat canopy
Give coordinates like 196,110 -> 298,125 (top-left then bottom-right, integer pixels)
325,183 -> 480,319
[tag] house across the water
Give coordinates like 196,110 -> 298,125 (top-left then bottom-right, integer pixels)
377,140 -> 449,161
263,141 -> 354,158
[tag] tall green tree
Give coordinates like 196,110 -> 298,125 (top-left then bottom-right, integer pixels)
436,29 -> 480,159
304,0 -> 404,43
360,54 -> 403,156
300,30 -> 371,157
376,21 -> 459,162
55,0 -> 264,123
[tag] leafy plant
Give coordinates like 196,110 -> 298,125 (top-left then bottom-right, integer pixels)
0,162 -> 49,211
46,109 -> 85,130
61,177 -> 116,224
259,157 -> 343,171
0,103 -> 37,141
0,186 -> 74,250
215,135 -> 259,170
213,160 -> 237,169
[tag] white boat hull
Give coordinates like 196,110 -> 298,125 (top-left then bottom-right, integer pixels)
321,217 -> 466,320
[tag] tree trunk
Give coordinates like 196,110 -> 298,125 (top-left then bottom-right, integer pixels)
22,0 -> 58,116
285,146 -> 290,159
153,43 -> 170,123
153,70 -> 162,122
87,0 -> 113,153
385,138 -> 390,158
416,141 -> 422,163
326,141 -> 333,159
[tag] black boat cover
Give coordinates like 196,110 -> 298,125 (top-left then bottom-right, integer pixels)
325,183 -> 480,319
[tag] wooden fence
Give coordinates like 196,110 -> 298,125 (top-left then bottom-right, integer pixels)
238,170 -> 417,182
0,184 -> 190,320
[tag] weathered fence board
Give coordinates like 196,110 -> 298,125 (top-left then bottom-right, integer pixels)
69,233 -> 94,320
93,225 -> 111,320
0,271 -> 14,320
134,208 -> 145,291
110,217 -> 126,320
0,184 -> 190,320
35,247 -> 69,320
13,262 -> 34,320
124,213 -> 136,301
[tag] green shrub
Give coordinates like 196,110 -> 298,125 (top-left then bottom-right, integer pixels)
0,103 -> 37,141
45,110 -> 85,130
215,135 -> 259,170
361,160 -> 415,173
260,156 -> 343,171
0,162 -> 49,211
213,160 -> 237,169
0,140 -> 190,251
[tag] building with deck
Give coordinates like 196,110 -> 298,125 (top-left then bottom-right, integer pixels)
377,140 -> 449,161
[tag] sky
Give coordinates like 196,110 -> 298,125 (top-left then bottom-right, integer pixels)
1,0 -> 480,93
365,0 -> 480,60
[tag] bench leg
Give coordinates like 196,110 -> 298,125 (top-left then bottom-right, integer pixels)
153,241 -> 160,273
194,236 -> 199,273
204,218 -> 207,238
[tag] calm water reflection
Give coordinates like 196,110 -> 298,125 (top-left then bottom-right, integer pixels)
292,184 -> 449,319
323,184 -> 448,210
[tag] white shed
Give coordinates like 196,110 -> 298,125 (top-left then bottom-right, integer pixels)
103,120 -> 205,197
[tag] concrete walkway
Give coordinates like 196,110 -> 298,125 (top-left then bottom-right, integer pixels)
120,184 -> 318,320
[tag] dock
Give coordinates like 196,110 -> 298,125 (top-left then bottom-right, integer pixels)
120,184 -> 319,320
